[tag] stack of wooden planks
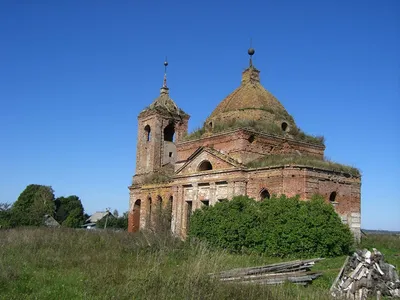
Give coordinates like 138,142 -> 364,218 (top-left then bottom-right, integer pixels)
209,258 -> 324,286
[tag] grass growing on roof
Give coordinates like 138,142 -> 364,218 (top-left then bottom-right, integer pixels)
183,118 -> 325,146
183,126 -> 205,141
246,154 -> 360,176
141,167 -> 173,185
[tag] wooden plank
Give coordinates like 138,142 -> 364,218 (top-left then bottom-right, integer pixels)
219,271 -> 320,282
330,256 -> 349,293
232,272 -> 322,286
211,258 -> 324,278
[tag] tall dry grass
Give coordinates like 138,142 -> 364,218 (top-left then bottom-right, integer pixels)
0,227 -> 344,299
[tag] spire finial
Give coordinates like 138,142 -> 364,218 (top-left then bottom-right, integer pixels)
248,38 -> 255,67
163,57 -> 168,88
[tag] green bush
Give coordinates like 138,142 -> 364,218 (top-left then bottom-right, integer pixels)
189,195 -> 353,257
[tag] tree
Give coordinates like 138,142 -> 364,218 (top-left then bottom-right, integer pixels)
54,195 -> 85,228
11,184 -> 55,226
0,203 -> 12,229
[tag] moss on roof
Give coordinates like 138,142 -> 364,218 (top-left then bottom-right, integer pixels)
183,119 -> 325,146
140,88 -> 189,118
208,72 -> 287,118
246,154 -> 360,177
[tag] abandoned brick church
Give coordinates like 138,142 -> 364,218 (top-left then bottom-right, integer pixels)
128,49 -> 361,240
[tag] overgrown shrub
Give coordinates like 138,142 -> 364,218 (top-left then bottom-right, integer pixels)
189,195 -> 353,257
142,169 -> 173,185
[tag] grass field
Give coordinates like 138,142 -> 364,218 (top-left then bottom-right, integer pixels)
0,228 -> 399,300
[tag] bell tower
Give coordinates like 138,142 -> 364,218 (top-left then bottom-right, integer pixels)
133,59 -> 190,184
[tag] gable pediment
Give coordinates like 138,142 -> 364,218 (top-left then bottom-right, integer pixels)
175,147 -> 243,175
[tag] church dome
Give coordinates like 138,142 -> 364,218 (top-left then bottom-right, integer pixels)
205,63 -> 297,135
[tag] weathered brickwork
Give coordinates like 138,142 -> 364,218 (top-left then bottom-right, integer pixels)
129,59 -> 361,241
177,129 -> 324,166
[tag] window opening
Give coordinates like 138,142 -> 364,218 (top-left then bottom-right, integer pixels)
186,201 -> 193,231
164,123 -> 175,142
201,200 -> 210,206
248,134 -> 255,143
329,191 -> 337,202
147,197 -> 152,226
198,160 -> 213,171
260,189 -> 270,200
144,125 -> 151,141
168,196 -> 173,229
133,199 -> 141,232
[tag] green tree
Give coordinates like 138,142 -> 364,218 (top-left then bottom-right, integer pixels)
54,196 -> 85,228
189,194 -> 353,257
97,211 -> 128,230
0,203 -> 12,229
10,184 -> 55,226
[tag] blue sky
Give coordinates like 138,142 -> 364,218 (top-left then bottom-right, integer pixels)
0,1 -> 399,230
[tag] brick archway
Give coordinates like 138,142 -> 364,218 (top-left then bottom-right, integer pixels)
132,199 -> 141,232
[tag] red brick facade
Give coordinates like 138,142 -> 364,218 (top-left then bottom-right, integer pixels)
129,61 -> 361,241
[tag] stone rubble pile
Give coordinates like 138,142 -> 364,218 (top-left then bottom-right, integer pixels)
331,248 -> 400,299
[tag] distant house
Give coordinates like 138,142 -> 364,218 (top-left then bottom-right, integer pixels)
43,214 -> 60,228
82,211 -> 114,229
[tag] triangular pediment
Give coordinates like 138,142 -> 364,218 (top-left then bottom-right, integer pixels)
175,147 -> 243,175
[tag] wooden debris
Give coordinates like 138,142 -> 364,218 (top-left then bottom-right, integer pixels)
210,258 -> 324,286
331,248 -> 400,299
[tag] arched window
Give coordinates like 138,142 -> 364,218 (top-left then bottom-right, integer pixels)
144,125 -> 151,141
168,196 -> 173,229
281,122 -> 288,132
147,197 -> 152,226
198,160 -> 213,171
260,188 -> 270,200
168,196 -> 173,215
157,195 -> 163,211
329,191 -> 337,202
164,123 -> 175,142
248,134 -> 255,143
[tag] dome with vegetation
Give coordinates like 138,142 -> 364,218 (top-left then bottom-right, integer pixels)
207,66 -> 295,130
140,87 -> 188,118
184,63 -> 324,146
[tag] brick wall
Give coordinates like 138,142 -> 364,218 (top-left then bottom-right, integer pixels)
129,166 -> 361,240
177,129 -> 324,165
135,111 -> 189,180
